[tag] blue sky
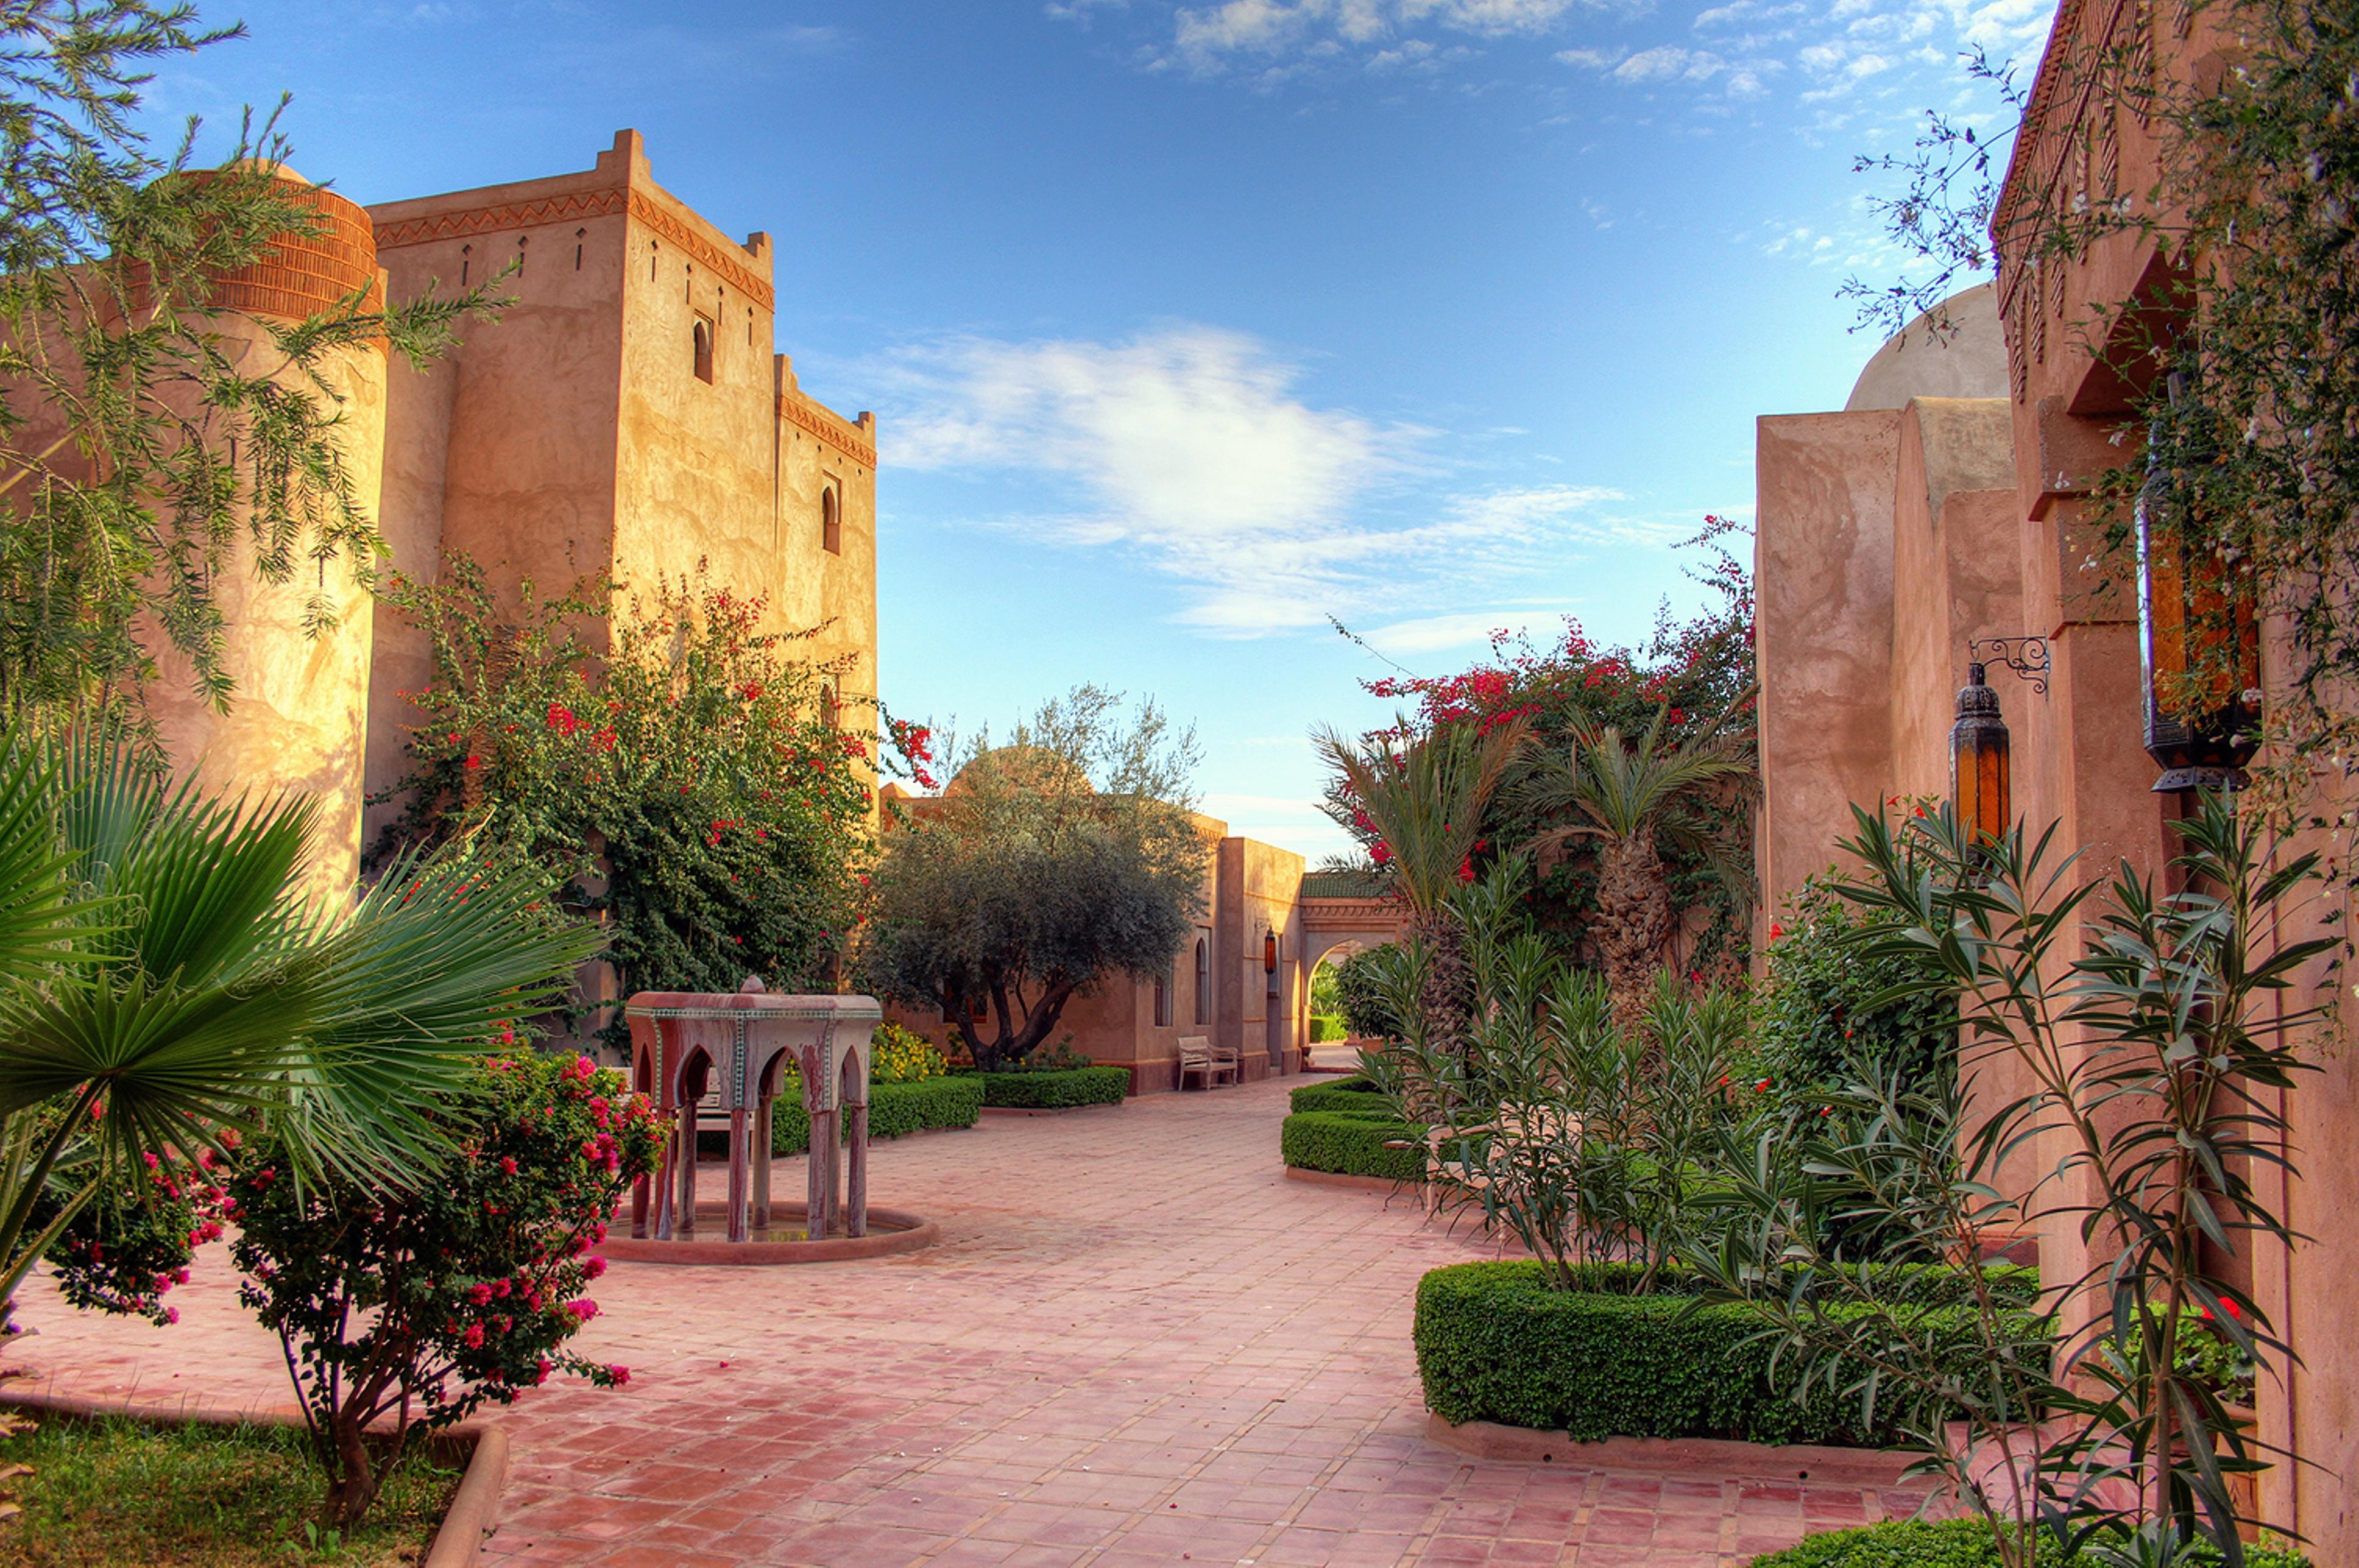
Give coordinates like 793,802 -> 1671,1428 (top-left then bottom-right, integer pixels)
144,0 -> 2048,861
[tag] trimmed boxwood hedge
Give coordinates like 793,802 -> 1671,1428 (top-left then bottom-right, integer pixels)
1415,1260 -> 2040,1447
769,1075 -> 985,1156
1282,1109 -> 1424,1182
1288,1075 -> 1390,1115
972,1065 -> 1130,1109
1742,1519 -> 2307,1567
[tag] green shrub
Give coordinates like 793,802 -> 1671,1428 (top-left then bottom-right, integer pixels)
1309,1014 -> 1346,1042
770,1075 -> 985,1155
1755,874 -> 1958,1099
1334,945 -> 1403,1041
1415,1260 -> 2034,1446
1742,1519 -> 2308,1567
1289,1075 -> 1390,1114
1282,1111 -> 1424,1182
974,1065 -> 1130,1109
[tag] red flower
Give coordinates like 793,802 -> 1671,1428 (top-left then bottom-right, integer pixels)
464,754 -> 482,771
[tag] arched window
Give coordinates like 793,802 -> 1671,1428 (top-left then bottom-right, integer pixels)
1193,938 -> 1209,1025
1153,971 -> 1170,1028
692,319 -> 714,384
821,487 -> 841,554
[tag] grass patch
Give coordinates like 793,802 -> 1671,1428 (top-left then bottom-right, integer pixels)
0,1413 -> 456,1566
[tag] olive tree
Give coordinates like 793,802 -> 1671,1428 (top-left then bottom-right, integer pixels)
863,687 -> 1209,1071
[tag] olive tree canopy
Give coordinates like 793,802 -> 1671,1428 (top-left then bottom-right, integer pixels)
862,687 -> 1209,1072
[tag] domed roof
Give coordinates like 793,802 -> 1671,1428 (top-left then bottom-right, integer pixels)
943,744 -> 1090,797
1844,283 -> 2008,411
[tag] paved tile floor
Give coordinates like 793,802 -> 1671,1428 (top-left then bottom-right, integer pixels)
8,1076 -> 1930,1566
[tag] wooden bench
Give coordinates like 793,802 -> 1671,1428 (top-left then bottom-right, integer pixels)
1178,1035 -> 1237,1090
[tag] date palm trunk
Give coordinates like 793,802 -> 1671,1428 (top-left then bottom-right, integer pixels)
1594,832 -> 1672,1041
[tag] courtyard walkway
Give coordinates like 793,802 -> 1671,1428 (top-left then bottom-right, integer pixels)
9,1077 -> 1925,1567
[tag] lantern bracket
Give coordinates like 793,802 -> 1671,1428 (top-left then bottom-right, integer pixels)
1968,637 -> 2050,697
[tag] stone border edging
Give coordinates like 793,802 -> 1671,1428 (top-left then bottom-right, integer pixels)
601,1202 -> 939,1265
1423,1412 -> 1925,1485
1283,1165 -> 1417,1195
0,1385 -> 508,1565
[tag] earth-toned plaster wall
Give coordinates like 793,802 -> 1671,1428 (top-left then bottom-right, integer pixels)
359,130 -> 880,835
1752,408 -> 1901,937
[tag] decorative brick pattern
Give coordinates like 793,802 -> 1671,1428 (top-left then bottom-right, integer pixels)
779,394 -> 878,471
10,1079 -> 1938,1565
373,186 -> 777,313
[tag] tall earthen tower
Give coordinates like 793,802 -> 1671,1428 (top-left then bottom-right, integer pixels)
361,130 -> 880,838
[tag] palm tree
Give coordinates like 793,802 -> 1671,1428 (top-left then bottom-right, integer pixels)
1507,692 -> 1758,1037
0,732 -> 599,1327
1312,716 -> 1529,1048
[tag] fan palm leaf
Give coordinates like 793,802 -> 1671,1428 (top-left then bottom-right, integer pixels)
0,728 -> 603,1321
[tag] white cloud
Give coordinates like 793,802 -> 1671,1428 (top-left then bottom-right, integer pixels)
1363,606 -> 1576,654
1613,43 -> 1726,79
1164,0 -> 1602,73
871,329 -> 1646,638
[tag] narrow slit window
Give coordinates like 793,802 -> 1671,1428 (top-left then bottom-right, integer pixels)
821,487 -> 841,554
460,242 -> 471,286
575,227 -> 585,270
692,318 -> 715,384
1194,939 -> 1209,1025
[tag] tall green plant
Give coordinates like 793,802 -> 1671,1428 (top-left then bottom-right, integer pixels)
1706,795 -> 2326,1568
1507,693 -> 1758,1036
1360,860 -> 1747,1288
1312,715 -> 1528,1049
0,731 -> 598,1329
0,4 -> 497,732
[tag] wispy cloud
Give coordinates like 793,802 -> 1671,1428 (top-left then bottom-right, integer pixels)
869,327 -> 1649,638
1098,0 -> 1620,76
1363,604 -> 1578,654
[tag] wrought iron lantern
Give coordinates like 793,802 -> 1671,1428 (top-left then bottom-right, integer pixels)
1262,929 -> 1278,974
1950,662 -> 2012,848
2136,411 -> 2262,793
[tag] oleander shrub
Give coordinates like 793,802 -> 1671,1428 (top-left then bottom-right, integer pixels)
973,1065 -> 1130,1109
1741,1519 -> 2307,1567
1289,1075 -> 1390,1115
1281,1111 -> 1424,1182
1415,1260 -> 2037,1445
768,1075 -> 985,1155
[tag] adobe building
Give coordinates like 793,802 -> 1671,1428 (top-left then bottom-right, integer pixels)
880,778 -> 1407,1093
70,134 -> 878,895
1752,0 -> 2359,1545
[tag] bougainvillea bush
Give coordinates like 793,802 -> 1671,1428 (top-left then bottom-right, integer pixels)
370,555 -> 933,1032
1325,521 -> 1756,976
229,1053 -> 664,1527
34,1146 -> 227,1329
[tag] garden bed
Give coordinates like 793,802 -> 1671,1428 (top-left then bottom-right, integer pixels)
0,1404 -> 479,1567
1281,1109 -> 1424,1183
966,1065 -> 1130,1109
1415,1260 -> 2038,1447
1287,1075 -> 1392,1115
1741,1519 -> 2308,1567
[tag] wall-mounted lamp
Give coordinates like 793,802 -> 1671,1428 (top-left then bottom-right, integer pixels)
2136,404 -> 2262,793
1950,661 -> 2012,849
1263,930 -> 1279,975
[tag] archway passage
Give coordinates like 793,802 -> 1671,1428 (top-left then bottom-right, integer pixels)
1298,887 -> 1407,1067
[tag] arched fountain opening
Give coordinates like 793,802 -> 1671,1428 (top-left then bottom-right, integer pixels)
608,980 -> 938,1264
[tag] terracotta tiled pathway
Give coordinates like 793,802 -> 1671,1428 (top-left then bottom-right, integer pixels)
9,1077 -> 1928,1566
